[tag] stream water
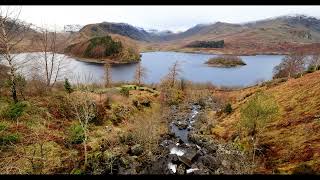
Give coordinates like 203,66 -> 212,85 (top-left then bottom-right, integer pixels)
155,104 -> 204,174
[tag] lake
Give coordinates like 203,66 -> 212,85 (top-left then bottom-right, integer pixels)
2,51 -> 284,87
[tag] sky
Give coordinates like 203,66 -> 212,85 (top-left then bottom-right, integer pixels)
5,5 -> 320,32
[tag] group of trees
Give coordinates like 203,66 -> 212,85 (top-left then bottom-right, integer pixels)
0,7 -> 69,103
84,36 -> 123,58
186,40 -> 224,48
103,60 -> 147,88
273,51 -> 320,79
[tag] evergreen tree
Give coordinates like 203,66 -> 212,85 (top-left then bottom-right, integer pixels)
64,78 -> 73,94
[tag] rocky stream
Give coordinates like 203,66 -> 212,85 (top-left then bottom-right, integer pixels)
140,101 -> 251,175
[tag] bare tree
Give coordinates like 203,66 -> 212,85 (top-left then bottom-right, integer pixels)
167,61 -> 182,88
273,52 -> 306,79
32,26 -> 69,88
0,7 -> 30,103
134,61 -> 147,86
104,63 -> 112,88
69,92 -> 96,169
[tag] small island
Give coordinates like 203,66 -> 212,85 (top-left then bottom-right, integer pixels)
205,55 -> 246,68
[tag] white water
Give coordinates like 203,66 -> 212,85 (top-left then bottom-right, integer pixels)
168,162 -> 177,173
169,147 -> 185,156
186,168 -> 199,174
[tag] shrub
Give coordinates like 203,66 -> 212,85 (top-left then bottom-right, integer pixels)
224,103 -> 233,114
162,88 -> 184,106
119,133 -> 134,145
0,122 -> 7,132
306,65 -> 316,73
68,124 -> 85,144
120,87 -> 130,97
48,93 -> 74,119
109,104 -> 132,125
292,164 -> 316,174
5,102 -> 27,120
0,133 -> 20,145
64,78 -> 73,94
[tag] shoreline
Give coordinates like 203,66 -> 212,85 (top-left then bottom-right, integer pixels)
67,55 -> 141,65
140,49 -> 288,56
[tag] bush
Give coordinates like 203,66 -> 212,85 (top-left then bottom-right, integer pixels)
162,88 -> 184,106
0,133 -> 20,145
120,87 -> 130,97
224,103 -> 233,114
64,78 -> 73,94
109,104 -> 132,125
4,102 -> 27,120
68,124 -> 85,144
48,93 -> 74,119
119,133 -> 134,145
292,164 -> 316,174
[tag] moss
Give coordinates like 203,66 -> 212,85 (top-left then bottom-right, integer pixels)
3,101 -> 28,120
68,124 -> 85,144
0,133 -> 21,145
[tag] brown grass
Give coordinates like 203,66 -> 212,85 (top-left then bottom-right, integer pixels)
211,71 -> 320,173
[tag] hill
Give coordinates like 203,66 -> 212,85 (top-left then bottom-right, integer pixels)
153,15 -> 320,55
210,71 -> 320,173
65,35 -> 141,64
16,14 -> 320,55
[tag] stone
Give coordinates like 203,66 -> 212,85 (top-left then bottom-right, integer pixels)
222,160 -> 231,169
199,155 -> 221,171
175,120 -> 188,130
130,144 -> 143,156
178,148 -> 198,167
176,164 -> 186,175
168,154 -> 180,164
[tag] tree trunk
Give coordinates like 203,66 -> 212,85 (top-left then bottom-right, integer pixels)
10,65 -> 18,103
83,129 -> 88,170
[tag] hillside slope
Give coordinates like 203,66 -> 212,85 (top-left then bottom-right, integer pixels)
65,35 -> 141,64
155,15 -> 320,54
211,71 -> 320,173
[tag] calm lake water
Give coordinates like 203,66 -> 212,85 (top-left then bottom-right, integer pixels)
3,51 -> 284,87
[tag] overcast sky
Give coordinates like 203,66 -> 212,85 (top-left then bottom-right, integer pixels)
7,5 -> 320,32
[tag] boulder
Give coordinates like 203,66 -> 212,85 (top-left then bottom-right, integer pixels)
178,148 -> 198,167
168,154 -> 180,164
130,144 -> 143,156
199,155 -> 221,171
174,120 -> 188,130
176,164 -> 186,175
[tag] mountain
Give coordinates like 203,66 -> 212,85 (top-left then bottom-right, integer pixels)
16,14 -> 320,55
146,29 -> 175,36
79,22 -> 155,42
152,15 -> 320,54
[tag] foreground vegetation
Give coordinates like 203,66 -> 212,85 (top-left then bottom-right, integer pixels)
0,7 -> 319,175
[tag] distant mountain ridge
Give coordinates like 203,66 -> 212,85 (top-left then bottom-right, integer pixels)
77,14 -> 320,44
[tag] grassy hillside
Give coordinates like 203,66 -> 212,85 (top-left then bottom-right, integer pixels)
0,82 -> 166,174
210,71 -> 320,173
